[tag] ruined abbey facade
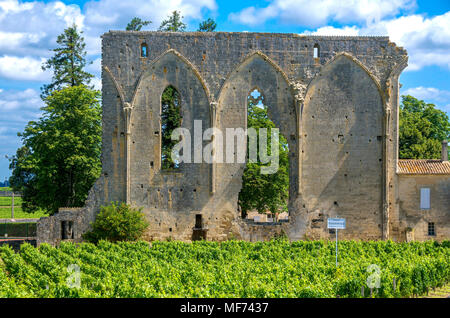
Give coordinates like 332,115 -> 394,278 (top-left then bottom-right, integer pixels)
37,32 -> 450,244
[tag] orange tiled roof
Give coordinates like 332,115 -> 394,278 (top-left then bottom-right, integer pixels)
397,159 -> 450,175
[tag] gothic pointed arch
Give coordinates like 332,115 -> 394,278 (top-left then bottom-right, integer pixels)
132,49 -> 211,107
217,51 -> 296,135
218,51 -> 291,99
103,65 -> 126,107
216,49 -> 299,211
307,52 -> 386,107
301,51 -> 385,239
130,48 -> 212,206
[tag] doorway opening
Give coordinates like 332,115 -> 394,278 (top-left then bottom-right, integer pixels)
61,221 -> 74,240
192,214 -> 207,240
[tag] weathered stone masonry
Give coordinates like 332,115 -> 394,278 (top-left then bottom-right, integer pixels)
36,31 -> 449,244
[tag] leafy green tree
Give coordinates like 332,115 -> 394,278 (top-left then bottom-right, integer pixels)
126,17 -> 152,31
9,86 -> 102,214
158,10 -> 187,32
198,18 -> 217,32
83,202 -> 149,243
161,86 -> 182,170
238,91 -> 289,217
399,95 -> 449,159
41,24 -> 93,98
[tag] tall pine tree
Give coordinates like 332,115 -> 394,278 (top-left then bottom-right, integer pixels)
158,11 -> 187,32
126,17 -> 152,31
41,24 -> 93,98
198,18 -> 217,32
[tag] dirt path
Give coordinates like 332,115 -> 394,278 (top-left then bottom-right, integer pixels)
420,283 -> 450,298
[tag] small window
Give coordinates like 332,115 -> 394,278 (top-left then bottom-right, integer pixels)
313,44 -> 320,59
141,43 -> 148,57
61,221 -> 74,240
428,222 -> 435,236
420,188 -> 430,210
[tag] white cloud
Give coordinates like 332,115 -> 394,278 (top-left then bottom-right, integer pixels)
360,12 -> 450,71
0,0 -> 218,79
0,0 -> 34,15
303,25 -> 359,36
0,1 -> 84,57
0,87 -> 44,178
301,12 -> 450,72
403,86 -> 450,102
229,0 -> 416,27
84,0 -> 217,32
0,0 -> 84,81
0,88 -> 42,113
0,55 -> 51,81
91,77 -> 102,91
401,86 -> 450,114
86,57 -> 101,76
229,6 -> 277,27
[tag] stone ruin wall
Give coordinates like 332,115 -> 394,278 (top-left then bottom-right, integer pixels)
37,31 -> 411,245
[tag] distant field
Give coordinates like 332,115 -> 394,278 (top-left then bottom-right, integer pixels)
0,207 -> 48,219
0,197 -> 23,206
0,190 -> 49,219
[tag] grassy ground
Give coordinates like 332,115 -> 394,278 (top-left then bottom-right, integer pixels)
0,197 -> 23,206
0,207 -> 48,219
0,191 -> 49,219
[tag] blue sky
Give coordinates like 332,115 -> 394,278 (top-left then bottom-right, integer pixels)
0,0 -> 449,181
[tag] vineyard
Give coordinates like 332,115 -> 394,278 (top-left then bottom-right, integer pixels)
0,240 -> 449,298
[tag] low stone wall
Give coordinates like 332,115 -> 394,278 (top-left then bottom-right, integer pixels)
37,208 -> 84,245
0,239 -> 36,251
237,219 -> 289,241
36,177 -> 105,246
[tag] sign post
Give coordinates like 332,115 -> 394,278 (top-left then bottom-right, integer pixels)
336,228 -> 338,267
327,218 -> 346,267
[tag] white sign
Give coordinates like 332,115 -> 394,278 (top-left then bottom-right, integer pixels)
327,218 -> 346,229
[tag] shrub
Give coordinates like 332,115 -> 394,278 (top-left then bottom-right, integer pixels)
83,202 -> 149,243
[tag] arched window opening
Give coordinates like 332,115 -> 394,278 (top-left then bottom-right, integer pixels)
161,85 -> 181,170
313,44 -> 320,59
238,88 -> 290,223
141,43 -> 148,57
